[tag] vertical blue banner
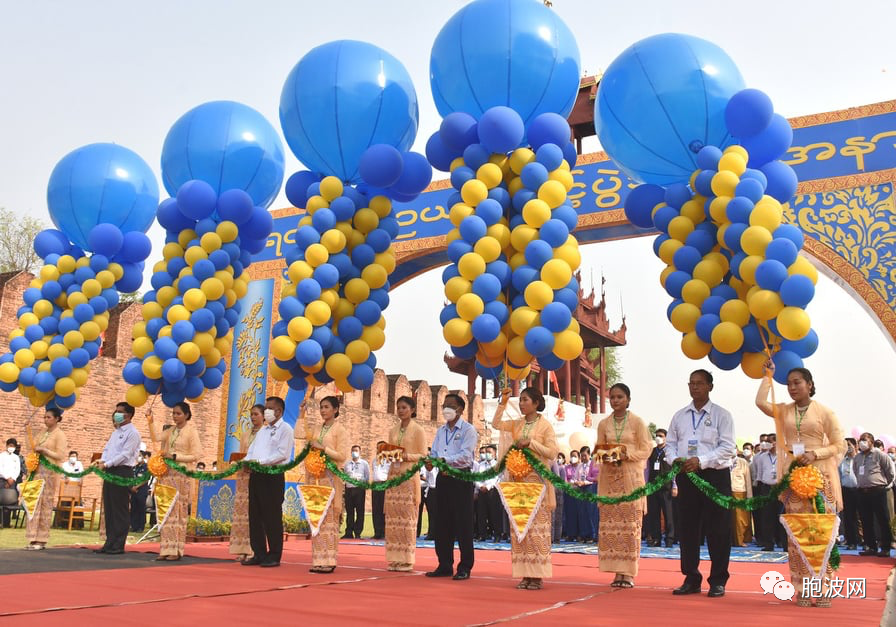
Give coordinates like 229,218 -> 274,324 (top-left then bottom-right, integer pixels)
223,278 -> 274,460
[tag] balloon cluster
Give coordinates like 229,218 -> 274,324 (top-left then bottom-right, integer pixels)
269,174 -> 405,393
0,226 -> 149,408
625,88 -> 816,383
122,181 -> 271,407
428,108 -> 584,380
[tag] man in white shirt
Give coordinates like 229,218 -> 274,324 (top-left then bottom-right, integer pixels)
370,441 -> 390,540
666,369 -> 736,599
752,434 -> 784,551
94,403 -> 141,555
419,450 -> 438,539
343,445 -> 370,539
62,450 -> 84,482
242,396 -> 294,568
475,445 -> 501,542
0,438 -> 21,528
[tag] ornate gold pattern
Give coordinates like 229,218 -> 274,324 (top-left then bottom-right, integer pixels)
226,299 -> 267,447
283,485 -> 303,519
208,482 -> 235,522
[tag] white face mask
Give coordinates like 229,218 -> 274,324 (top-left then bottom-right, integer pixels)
858,440 -> 870,451
569,456 -> 578,464
480,453 -> 486,460
655,436 -> 665,445
743,450 -> 753,458
442,407 -> 457,422
351,450 -> 360,459
7,447 -> 15,454
263,409 -> 276,424
486,453 -> 492,461
760,442 -> 772,451
69,456 -> 77,463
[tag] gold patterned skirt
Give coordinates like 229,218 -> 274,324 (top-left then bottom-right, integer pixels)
384,462 -> 420,568
781,474 -> 838,600
25,466 -> 60,544
311,473 -> 341,567
159,471 -> 191,557
598,466 -> 644,577
229,468 -> 252,556
509,473 -> 552,579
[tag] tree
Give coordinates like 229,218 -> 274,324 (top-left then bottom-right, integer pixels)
0,208 -> 44,274
118,291 -> 142,304
588,346 -> 623,385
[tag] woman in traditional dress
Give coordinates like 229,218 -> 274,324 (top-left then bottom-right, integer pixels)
25,408 -> 68,550
229,403 -> 264,562
384,395 -> 426,571
595,383 -> 653,588
492,387 -> 559,590
309,395 -> 349,574
756,364 -> 845,607
148,402 -> 202,561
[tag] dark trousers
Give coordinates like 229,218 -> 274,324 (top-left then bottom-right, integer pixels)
130,484 -> 149,531
419,487 -> 437,537
344,487 -> 366,538
755,483 -> 785,548
647,489 -> 675,542
475,487 -> 502,539
841,486 -> 860,546
677,469 -> 731,588
434,473 -> 474,574
248,471 -> 284,561
857,486 -> 892,551
372,489 -> 386,539
101,466 -> 133,552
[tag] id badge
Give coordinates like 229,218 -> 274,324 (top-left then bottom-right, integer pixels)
653,461 -> 661,471
687,439 -> 698,458
792,442 -> 806,456
858,466 -> 865,476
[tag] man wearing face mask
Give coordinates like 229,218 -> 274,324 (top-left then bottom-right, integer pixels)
646,429 -> 675,547
371,440 -> 390,540
0,438 -> 21,527
853,432 -> 894,557
342,445 -> 370,539
425,393 -> 478,580
62,450 -> 84,482
839,438 -> 860,550
752,433 -> 785,551
730,446 -> 753,546
130,448 -> 150,532
243,396 -> 294,567
94,402 -> 141,554
475,445 -> 501,542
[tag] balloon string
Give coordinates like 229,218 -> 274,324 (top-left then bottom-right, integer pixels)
22,406 -> 41,450
758,323 -> 779,425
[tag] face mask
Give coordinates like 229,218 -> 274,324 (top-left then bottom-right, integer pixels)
570,457 -> 578,464
760,442 -> 772,451
442,407 -> 457,422
69,456 -> 77,463
7,447 -> 15,454
859,440 -> 870,451
480,453 -> 486,460
352,451 -> 360,460
486,453 -> 493,461
743,450 -> 753,458
263,409 -> 276,424
889,453 -> 895,461
655,436 -> 665,445
112,412 -> 125,425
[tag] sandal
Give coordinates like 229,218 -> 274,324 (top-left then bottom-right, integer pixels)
526,579 -> 543,590
796,597 -> 812,607
815,597 -> 831,608
310,565 -> 336,574
617,580 -> 634,589
517,578 -> 531,589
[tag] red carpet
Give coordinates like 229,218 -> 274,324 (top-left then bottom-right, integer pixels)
0,540 -> 889,625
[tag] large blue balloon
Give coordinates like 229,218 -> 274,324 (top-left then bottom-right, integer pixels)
47,143 -> 159,250
430,0 -> 580,124
280,40 -> 418,183
161,101 -> 285,209
595,34 -> 745,185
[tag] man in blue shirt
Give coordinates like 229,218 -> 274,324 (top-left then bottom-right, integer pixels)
94,402 -> 141,555
425,393 -> 478,580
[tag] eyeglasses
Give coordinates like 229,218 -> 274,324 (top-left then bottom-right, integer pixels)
687,381 -> 708,387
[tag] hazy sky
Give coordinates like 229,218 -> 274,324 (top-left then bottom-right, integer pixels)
1,1 -> 895,443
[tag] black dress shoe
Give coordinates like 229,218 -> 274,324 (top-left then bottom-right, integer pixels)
761,546 -> 775,552
260,560 -> 280,567
672,583 -> 701,595
241,557 -> 263,566
859,549 -> 878,556
877,549 -> 891,558
341,534 -> 352,539
452,571 -> 470,580
708,585 -> 725,597
93,548 -> 107,554
425,569 -> 453,577
105,549 -> 124,555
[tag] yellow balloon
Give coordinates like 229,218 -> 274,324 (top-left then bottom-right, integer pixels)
288,260 -> 314,283
345,339 -> 371,364
718,152 -> 747,175
739,255 -> 764,286
184,288 -> 208,312
659,265 -> 675,288
788,256 -> 818,285
353,208 -> 379,234
216,220 -> 239,243
486,223 -> 511,250
54,377 -> 75,397
370,195 -> 392,218
724,145 -> 749,160
126,384 -> 148,407
476,163 -> 503,188
70,367 -> 88,387
344,277 -> 371,304
142,355 -> 163,379
749,196 -> 783,232
480,332 -> 508,357
548,167 -> 574,192
374,251 -> 396,274
711,170 -> 740,197
522,199 -> 551,227
177,342 -> 201,364
509,306 -> 539,336
541,258 -> 572,290
553,330 -> 584,360
270,362 -> 291,381
361,325 -> 386,351
711,321 -> 744,353
166,304 -> 191,325
670,303 -> 701,333
132,336 -> 153,358
108,262 -> 124,281
80,321 -> 101,341
473,236 -> 502,263
658,239 -> 683,266
184,245 -> 208,266
205,347 -> 222,368
692,259 -> 724,287
476,350 -> 503,368
537,180 -> 567,209
667,216 -> 695,242
319,176 -> 344,201
681,279 -> 710,306
271,335 -> 297,361
321,228 -> 347,253
95,270 -> 115,289
200,232 -> 222,253
306,195 -> 328,213
287,317 -> 313,342
305,243 -> 329,267
679,200 -> 706,226
509,148 -> 535,174
508,251 -> 527,270
456,293 -> 485,322
748,289 -> 784,321
63,330 -> 84,350
740,225 -> 772,256
194,332 -> 215,355
461,179 -> 488,206
13,348 -> 34,369
510,225 -> 538,251
82,279 -> 102,298
443,317 -> 473,346
305,301 -> 332,326
67,292 -> 88,308
458,252 -> 486,281
719,299 -> 751,327
524,280 -> 553,309
681,331 -> 711,360
444,276 -> 472,303
740,352 -> 768,379
554,243 -> 581,270
449,203 -> 475,227
163,242 -> 184,261
507,336 -> 533,366
777,306 -> 811,341
56,255 -> 76,274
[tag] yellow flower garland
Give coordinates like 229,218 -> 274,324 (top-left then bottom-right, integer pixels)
790,465 -> 824,500
505,448 -> 532,481
305,449 -> 327,479
25,452 -> 40,473
148,454 -> 169,477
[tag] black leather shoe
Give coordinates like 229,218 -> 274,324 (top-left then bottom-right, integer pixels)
340,534 -> 352,539
672,583 -> 701,595
761,545 -> 774,552
241,557 -> 262,566
260,560 -> 280,567
452,571 -> 470,580
877,549 -> 891,558
93,548 -> 107,554
425,569 -> 452,577
105,549 -> 124,554
708,585 -> 725,598
859,549 -> 878,556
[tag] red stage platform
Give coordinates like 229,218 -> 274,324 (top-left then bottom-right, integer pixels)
0,541 -> 889,625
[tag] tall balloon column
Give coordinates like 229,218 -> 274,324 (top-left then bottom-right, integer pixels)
426,0 -> 584,382
0,144 -> 157,409
597,34 -> 816,384
122,101 -> 285,407
270,40 -> 430,394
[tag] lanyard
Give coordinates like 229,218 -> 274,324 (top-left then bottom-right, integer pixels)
445,424 -> 459,447
795,405 -> 809,439
690,409 -> 706,433
612,411 -> 629,444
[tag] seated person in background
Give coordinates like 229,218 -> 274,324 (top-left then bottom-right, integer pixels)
62,450 -> 84,481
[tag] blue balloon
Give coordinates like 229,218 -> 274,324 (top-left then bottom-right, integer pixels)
693,170 -> 715,197
779,275 -> 815,308
652,205 -> 679,234
171,320 -> 196,345
725,89 -> 774,138
781,328 -> 818,358
471,274 -> 501,302
453,340 -> 478,359
484,300 -> 509,326
154,337 -> 179,361
524,240 -> 553,268
439,304 -> 459,327
696,314 -> 721,343
709,348 -> 742,370
430,0 -> 580,124
524,326 -> 554,357
280,40 -> 418,183
34,371 -> 55,393
18,367 -> 36,387
459,215 -> 487,243
760,160 -> 799,203
742,324 -> 765,353
773,224 -> 805,250
672,245 -> 702,274
242,207 -> 274,241
440,113 -> 479,153
337,316 -> 363,342
471,314 -> 501,342
161,358 -> 186,383
474,360 -> 503,381
313,263 -> 339,288
771,349 -> 803,384
539,219 -> 569,248
296,340 -> 323,367
742,114 -> 793,168
175,180 -> 217,220
359,144 -> 404,188
725,196 -> 754,224
477,106 -> 524,154
33,229 -> 69,259
40,281 -> 62,301
201,366 -> 224,389
664,270 -> 690,299
24,324 -> 44,343
755,259 -> 789,291
391,152 -> 433,196
595,34 -> 745,185
474,198 -> 502,227
734,178 -> 766,204
73,303 -> 95,323
47,143 -> 159,249
463,143 -> 490,170
520,162 -> 549,191
538,352 -> 565,372
122,360 -> 144,385
116,262 -> 144,293
685,226 -> 716,256
425,132 -> 458,172
355,300 -> 382,326
765,237 -> 799,267
347,365 -> 375,390
541,302 -> 572,333
553,288 -> 579,312
528,114 -> 572,151
116,231 -> 152,263
284,171 -> 321,210
161,101 -> 285,208
696,145 -> 723,170
50,357 -> 73,379
664,184 -> 692,210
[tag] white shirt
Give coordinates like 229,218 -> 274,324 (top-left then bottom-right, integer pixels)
475,458 -> 498,490
665,400 -> 736,470
62,459 -> 84,481
752,450 -> 778,485
344,458 -> 370,483
245,419 -> 294,466
0,451 -> 20,481
372,459 -> 390,482
102,423 -> 141,467
423,465 -> 439,496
